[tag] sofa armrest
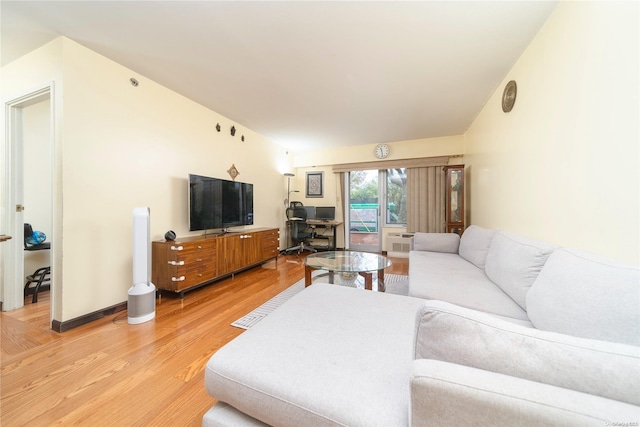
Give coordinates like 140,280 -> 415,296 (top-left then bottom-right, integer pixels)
412,232 -> 460,253
410,359 -> 640,427
413,300 -> 640,406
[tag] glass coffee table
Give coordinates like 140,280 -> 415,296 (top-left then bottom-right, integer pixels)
304,251 -> 392,292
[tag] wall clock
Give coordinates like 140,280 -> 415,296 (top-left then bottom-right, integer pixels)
374,143 -> 390,159
502,80 -> 517,113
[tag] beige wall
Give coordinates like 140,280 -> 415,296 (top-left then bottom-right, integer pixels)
1,38 -> 63,316
293,135 -> 463,168
3,38 -> 290,321
464,1 -> 639,265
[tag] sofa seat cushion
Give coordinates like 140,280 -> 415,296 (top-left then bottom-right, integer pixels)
527,248 -> 640,346
409,251 -> 529,322
205,283 -> 426,427
484,231 -> 558,310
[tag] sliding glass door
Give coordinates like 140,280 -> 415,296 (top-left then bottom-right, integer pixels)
348,170 -> 381,252
346,168 -> 407,253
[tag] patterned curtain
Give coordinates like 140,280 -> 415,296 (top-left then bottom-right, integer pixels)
406,166 -> 446,232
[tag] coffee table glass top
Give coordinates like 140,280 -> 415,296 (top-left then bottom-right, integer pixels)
304,251 -> 391,273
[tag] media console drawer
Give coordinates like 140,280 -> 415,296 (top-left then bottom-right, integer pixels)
152,227 -> 279,297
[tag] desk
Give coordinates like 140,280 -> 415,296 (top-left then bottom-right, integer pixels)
305,220 -> 342,251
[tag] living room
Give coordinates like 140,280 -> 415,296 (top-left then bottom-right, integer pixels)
2,0 -> 637,325
1,0 -> 638,425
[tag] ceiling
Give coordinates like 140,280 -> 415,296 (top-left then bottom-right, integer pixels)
1,1 -> 558,153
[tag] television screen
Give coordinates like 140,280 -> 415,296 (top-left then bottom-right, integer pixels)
189,174 -> 254,231
221,180 -> 254,227
189,174 -> 223,231
315,206 -> 335,221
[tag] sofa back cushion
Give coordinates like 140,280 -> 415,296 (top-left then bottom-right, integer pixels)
458,225 -> 497,269
484,231 -> 557,309
413,300 -> 640,406
527,248 -> 640,346
412,232 -> 460,253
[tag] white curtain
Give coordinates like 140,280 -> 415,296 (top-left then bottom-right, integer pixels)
406,166 -> 446,233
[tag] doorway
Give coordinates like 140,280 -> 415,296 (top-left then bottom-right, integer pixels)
348,170 -> 382,252
2,85 -> 54,321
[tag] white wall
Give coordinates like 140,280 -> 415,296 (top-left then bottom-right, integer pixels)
23,100 -> 52,279
3,38 -> 291,322
464,1 -> 639,265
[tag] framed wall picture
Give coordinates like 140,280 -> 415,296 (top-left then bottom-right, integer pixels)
306,171 -> 324,198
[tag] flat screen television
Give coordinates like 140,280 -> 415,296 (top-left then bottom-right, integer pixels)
189,174 -> 253,232
315,206 -> 335,221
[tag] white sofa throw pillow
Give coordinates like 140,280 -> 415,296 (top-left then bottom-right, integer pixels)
484,231 -> 557,309
527,248 -> 640,346
458,225 -> 497,269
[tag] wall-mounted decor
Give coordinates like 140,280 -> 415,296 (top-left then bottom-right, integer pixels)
241,135 -> 245,142
306,171 -> 324,198
231,126 -> 236,136
227,164 -> 240,180
216,123 -> 221,132
502,80 -> 517,112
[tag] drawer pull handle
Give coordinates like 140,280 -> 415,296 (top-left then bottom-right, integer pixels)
172,276 -> 185,282
197,245 -> 202,249
168,261 -> 185,266
240,235 -> 252,239
170,245 -> 183,251
196,258 -> 203,262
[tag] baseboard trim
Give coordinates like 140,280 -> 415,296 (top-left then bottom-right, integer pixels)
52,302 -> 127,333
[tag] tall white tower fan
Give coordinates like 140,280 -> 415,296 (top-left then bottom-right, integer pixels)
128,207 -> 156,324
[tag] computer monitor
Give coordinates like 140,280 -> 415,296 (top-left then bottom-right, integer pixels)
315,206 -> 335,221
304,206 -> 316,220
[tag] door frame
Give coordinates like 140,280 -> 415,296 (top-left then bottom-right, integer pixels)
2,83 -> 56,317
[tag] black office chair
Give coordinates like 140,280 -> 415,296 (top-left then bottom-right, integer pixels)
284,206 -> 316,256
24,223 -> 51,303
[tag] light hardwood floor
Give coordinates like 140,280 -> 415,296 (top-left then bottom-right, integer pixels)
1,253 -> 408,426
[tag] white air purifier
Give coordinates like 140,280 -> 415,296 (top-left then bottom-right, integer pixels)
128,207 -> 156,324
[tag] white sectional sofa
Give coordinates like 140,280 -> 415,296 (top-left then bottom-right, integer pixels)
203,226 -> 640,426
